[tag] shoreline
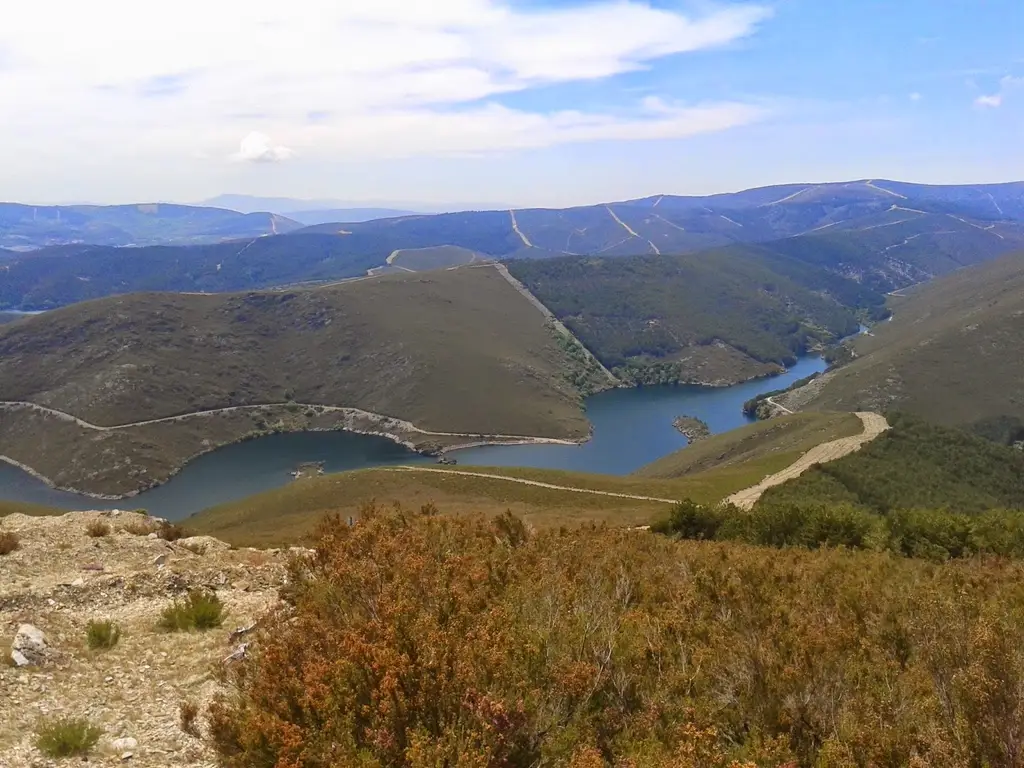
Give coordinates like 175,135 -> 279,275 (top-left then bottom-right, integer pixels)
0,358 -> 817,502
0,423 -> 589,502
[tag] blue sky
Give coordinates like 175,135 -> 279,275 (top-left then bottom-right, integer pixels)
0,0 -> 1020,207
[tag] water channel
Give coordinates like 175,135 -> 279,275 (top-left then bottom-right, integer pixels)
0,356 -> 826,520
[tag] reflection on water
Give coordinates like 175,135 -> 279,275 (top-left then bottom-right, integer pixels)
0,357 -> 826,520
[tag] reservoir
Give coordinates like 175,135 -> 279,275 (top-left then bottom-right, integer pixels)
0,356 -> 826,520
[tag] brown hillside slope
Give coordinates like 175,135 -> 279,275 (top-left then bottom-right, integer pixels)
0,266 -> 598,496
0,265 -> 590,435
778,252 -> 1024,429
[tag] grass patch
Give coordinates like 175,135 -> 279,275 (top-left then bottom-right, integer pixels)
122,518 -> 158,536
159,589 -> 225,632
34,717 -> 102,758
85,620 -> 121,650
85,519 -> 111,537
0,530 -> 19,555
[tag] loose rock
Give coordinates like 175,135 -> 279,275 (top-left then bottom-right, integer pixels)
11,623 -> 53,667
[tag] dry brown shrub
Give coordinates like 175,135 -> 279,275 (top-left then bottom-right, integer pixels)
0,530 -> 19,555
207,504 -> 1024,768
85,520 -> 110,538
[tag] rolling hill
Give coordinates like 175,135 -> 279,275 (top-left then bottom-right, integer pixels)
0,202 -> 300,248
506,248 -> 887,383
0,265 -> 600,495
775,251 -> 1024,434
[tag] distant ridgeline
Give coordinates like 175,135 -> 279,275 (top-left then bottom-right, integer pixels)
2,179 -> 1023,311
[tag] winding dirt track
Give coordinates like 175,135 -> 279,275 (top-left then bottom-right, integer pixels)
385,466 -> 678,504
725,412 -> 890,510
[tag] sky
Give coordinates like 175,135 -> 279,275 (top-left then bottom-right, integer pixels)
0,0 -> 1021,208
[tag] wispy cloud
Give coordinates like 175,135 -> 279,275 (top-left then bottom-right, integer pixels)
0,0 -> 772,167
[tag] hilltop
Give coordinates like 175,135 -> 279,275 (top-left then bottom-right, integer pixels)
0,203 -> 299,249
777,251 -> 1024,434
0,266 -> 600,496
0,509 -> 291,767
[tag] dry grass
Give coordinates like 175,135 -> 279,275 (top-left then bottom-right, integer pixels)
179,700 -> 200,737
85,519 -> 111,538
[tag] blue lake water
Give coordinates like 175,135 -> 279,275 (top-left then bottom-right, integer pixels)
0,356 -> 826,520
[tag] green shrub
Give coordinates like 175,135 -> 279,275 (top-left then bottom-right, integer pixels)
159,589 -> 225,632
0,530 -> 19,555
34,717 -> 102,758
86,620 -> 121,650
653,499 -> 725,540
888,509 -> 973,561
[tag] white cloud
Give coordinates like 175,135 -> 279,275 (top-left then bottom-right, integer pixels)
0,0 -> 770,196
232,132 -> 294,163
974,75 -> 1023,108
909,92 -> 922,102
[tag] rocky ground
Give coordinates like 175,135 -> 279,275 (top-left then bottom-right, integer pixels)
0,510 -> 295,767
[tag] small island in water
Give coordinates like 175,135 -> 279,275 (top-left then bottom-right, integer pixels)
672,415 -> 711,443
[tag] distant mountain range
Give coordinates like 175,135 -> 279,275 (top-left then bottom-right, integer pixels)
200,195 -> 420,224
0,202 -> 301,248
1,179 -> 1022,310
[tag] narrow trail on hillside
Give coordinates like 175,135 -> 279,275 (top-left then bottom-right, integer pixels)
725,412 -> 890,510
492,264 -> 620,386
606,206 -> 661,254
509,210 -> 533,247
385,466 -> 679,504
0,400 -> 581,444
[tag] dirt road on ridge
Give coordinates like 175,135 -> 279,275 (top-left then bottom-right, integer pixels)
725,412 -> 890,510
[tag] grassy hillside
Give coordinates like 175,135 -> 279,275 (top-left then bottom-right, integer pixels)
507,250 -> 885,383
0,266 -> 595,495
186,453 -> 795,548
784,251 -> 1024,430
757,414 -> 1024,514
0,202 -> 299,248
636,412 -> 862,480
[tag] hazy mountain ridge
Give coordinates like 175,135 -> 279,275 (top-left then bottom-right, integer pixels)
0,202 -> 302,248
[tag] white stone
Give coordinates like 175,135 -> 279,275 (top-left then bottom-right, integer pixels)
11,624 -> 51,667
111,737 -> 138,752
71,577 -> 85,588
